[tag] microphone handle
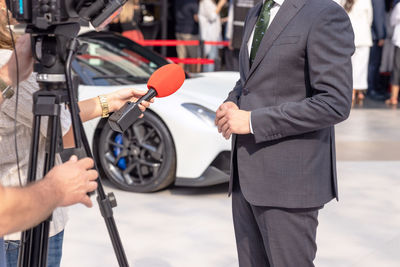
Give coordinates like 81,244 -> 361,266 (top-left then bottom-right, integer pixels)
108,88 -> 157,133
136,87 -> 157,104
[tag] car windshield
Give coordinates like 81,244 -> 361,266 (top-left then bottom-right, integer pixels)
74,33 -> 168,86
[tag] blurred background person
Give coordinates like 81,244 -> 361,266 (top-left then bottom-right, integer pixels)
224,0 -> 261,71
198,0 -> 223,72
367,0 -> 387,100
380,0 -> 395,96
174,0 -> 200,73
387,0 -> 400,105
108,0 -> 144,42
338,0 -> 373,106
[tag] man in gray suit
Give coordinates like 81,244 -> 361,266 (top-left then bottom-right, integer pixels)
215,0 -> 354,266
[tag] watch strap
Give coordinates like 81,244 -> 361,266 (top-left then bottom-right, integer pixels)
98,95 -> 109,118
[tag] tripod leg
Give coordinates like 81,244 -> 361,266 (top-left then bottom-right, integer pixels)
18,114 -> 48,267
18,96 -> 62,267
77,116 -> 129,267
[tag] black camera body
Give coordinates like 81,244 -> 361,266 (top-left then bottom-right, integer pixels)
7,0 -> 126,30
8,0 -> 79,29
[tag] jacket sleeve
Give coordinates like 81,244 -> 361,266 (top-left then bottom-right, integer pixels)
372,0 -> 386,40
224,79 -> 242,104
251,4 -> 355,144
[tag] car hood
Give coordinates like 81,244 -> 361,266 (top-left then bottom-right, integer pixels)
79,71 -> 239,112
172,71 -> 239,111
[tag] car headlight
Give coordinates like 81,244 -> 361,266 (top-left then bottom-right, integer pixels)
182,103 -> 216,127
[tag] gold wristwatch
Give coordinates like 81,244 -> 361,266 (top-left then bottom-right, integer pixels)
0,76 -> 14,99
98,95 -> 109,118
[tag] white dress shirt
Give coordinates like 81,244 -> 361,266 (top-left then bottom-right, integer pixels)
247,0 -> 284,133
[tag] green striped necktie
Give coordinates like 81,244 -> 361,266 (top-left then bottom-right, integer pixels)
250,0 -> 275,65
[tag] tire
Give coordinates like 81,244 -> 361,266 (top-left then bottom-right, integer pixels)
97,111 -> 176,192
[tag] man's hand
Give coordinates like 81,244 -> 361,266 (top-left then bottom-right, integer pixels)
378,39 -> 385,47
46,156 -> 98,208
6,34 -> 34,85
215,101 -> 251,139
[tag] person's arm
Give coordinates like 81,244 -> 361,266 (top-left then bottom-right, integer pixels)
0,155 -> 98,237
0,58 -> 14,105
0,34 -> 34,106
217,4 -> 354,141
224,79 -> 242,105
0,35 -> 33,87
216,0 -> 228,14
372,0 -> 386,41
248,5 -> 354,143
62,88 -> 152,148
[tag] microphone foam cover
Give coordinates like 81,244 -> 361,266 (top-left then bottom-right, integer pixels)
147,64 -> 185,97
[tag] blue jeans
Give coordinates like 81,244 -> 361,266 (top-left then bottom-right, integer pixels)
4,230 -> 64,267
203,46 -> 219,72
0,238 -> 6,267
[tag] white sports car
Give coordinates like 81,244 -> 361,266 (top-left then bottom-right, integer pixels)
74,31 -> 239,192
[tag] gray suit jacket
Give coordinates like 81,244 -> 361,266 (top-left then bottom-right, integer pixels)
226,0 -> 355,208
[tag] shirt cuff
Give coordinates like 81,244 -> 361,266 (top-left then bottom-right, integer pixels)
249,111 -> 254,134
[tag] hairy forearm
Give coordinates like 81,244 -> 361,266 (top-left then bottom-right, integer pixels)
0,180 -> 60,236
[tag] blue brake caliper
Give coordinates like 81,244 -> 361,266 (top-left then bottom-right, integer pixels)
113,134 -> 127,170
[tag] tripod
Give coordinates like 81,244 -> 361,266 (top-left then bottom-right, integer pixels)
17,23 -> 129,267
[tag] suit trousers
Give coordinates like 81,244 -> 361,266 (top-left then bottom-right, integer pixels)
232,176 -> 321,267
368,40 -> 383,94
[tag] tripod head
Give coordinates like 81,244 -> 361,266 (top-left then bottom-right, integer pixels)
6,0 -> 126,30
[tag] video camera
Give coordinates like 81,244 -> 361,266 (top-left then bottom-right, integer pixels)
6,0 -> 126,30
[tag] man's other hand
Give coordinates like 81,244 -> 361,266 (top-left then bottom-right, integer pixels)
46,156 -> 98,208
215,101 -> 251,139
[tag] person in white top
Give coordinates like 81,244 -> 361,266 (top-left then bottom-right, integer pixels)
387,0 -> 400,105
198,0 -> 224,72
337,0 -> 373,106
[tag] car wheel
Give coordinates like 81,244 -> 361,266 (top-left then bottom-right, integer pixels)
97,111 -> 176,192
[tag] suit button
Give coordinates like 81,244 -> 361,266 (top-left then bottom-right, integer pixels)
242,88 -> 249,95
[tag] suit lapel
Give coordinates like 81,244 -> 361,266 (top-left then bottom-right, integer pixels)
241,2 -> 263,79
246,0 -> 306,81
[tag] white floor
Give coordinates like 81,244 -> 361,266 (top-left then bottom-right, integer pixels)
62,109 -> 400,267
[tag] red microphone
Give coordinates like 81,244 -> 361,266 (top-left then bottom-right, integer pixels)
108,64 -> 185,133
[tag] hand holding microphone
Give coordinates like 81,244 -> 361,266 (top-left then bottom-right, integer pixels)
108,64 -> 185,133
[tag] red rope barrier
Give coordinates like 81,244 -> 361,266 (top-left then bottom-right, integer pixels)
136,40 -> 230,47
167,57 -> 215,64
